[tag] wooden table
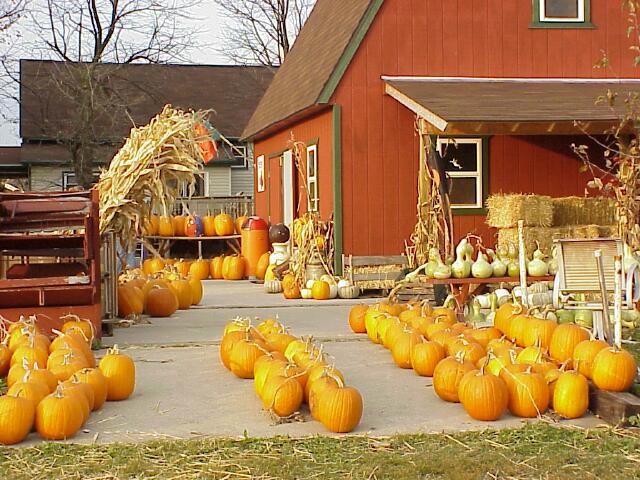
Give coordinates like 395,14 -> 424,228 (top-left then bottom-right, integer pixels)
420,275 -> 556,311
144,235 -> 241,258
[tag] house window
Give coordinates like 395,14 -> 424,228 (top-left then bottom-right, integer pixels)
306,144 -> 319,212
62,171 -> 100,190
531,0 -> 593,28
436,138 -> 485,210
180,171 -> 210,197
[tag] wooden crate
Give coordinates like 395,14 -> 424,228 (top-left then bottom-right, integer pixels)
100,233 -> 118,336
342,255 -> 408,291
589,383 -> 640,426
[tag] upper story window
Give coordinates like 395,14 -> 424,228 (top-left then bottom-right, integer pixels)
531,0 -> 594,29
306,144 -> 319,212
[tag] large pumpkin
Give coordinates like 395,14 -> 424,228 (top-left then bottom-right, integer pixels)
214,213 -> 235,236
314,381 -> 363,433
142,257 -> 165,276
220,331 -> 246,370
433,356 -> 475,402
8,380 -> 50,410
549,324 -> 590,363
158,216 -> 174,237
256,252 -> 271,280
99,345 -> 136,401
572,339 -> 608,379
172,215 -> 187,237
506,370 -> 550,418
203,213 -> 217,236
117,283 -> 144,318
261,374 -> 303,417
552,371 -> 589,419
188,277 -> 203,305
523,317 -> 557,349
391,330 -> 423,369
0,395 -> 34,445
189,259 -> 211,281
411,341 -> 445,377
591,347 -> 637,392
222,256 -> 246,280
458,369 -> 509,421
170,278 -> 193,310
145,286 -> 179,317
228,339 -> 266,379
71,368 -> 108,411
210,256 -> 225,279
35,386 -> 84,440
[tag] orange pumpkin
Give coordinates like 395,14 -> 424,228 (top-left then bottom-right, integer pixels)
256,252 -> 271,280
142,257 -> 165,276
189,259 -> 210,281
172,215 -> 187,237
222,256 -> 246,280
311,281 -> 330,300
117,283 -> 144,318
175,259 -> 192,277
170,278 -> 193,310
158,216 -> 174,237
235,215 -> 248,234
203,213 -> 217,237
188,277 -> 203,305
144,215 -> 159,236
210,256 -> 225,279
145,286 -> 179,317
214,213 -> 235,236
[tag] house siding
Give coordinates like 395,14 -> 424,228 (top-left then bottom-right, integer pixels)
206,166 -> 232,197
230,163 -> 255,196
253,109 -> 334,224
330,0 -> 638,256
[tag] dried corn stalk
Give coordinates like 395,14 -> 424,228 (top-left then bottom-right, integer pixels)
97,105 -> 209,252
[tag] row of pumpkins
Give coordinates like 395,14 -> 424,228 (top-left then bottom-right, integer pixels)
348,300 -> 638,422
142,255 -> 250,282
265,273 -> 360,300
220,317 -> 363,433
118,266 -> 205,318
144,213 -> 246,238
0,317 -> 135,445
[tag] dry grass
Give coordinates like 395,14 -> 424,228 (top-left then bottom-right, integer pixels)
1,424 -> 639,479
486,194 -> 554,228
552,197 -> 616,227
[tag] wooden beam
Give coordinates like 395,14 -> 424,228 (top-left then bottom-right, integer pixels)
384,83 -> 448,131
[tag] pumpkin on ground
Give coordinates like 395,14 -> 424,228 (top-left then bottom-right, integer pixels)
188,277 -> 204,305
256,252 -> 271,280
99,345 -> 136,401
549,324 -> 590,363
222,256 -> 246,280
391,330 -> 423,369
572,338 -> 608,379
254,355 -> 288,398
314,379 -> 363,433
411,341 -> 445,377
170,278 -> 193,310
229,339 -> 266,379
36,386 -> 84,440
117,283 -> 144,318
523,317 -> 557,349
142,257 -> 165,276
505,369 -> 550,418
189,259 -> 211,281
261,374 -> 304,417
458,368 -> 509,421
175,259 -> 192,277
0,395 -> 34,445
61,317 -> 94,342
311,281 -> 330,300
71,368 -> 108,411
553,370 -> 589,419
591,347 -> 637,392
433,355 -> 475,403
348,305 -> 368,334
145,286 -> 179,317
210,256 -> 225,279
220,331 -> 247,370
8,380 -> 49,409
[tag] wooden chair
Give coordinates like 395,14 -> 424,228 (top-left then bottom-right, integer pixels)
552,238 -> 640,341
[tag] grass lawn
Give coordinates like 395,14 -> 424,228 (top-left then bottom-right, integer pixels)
1,423 -> 639,479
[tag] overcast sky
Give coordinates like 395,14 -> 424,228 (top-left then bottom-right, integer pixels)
0,0 -> 229,146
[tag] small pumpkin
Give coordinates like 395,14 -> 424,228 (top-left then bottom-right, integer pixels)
189,259 -> 211,281
311,281 -> 331,300
0,343 -> 12,377
71,368 -> 108,411
338,285 -> 360,299
348,305 -> 368,334
283,282 -> 302,299
433,355 -> 475,403
256,252 -> 271,280
210,256 -> 225,279
261,374 -> 304,417
203,213 -> 217,237
117,283 -> 144,318
214,213 -> 235,236
222,256 -> 246,280
411,340 -> 445,377
0,395 -> 34,445
185,214 -> 204,237
99,345 -> 136,401
158,216 -> 174,237
172,215 -> 187,237
264,279 -> 283,294
35,385 -> 84,440
144,215 -> 159,236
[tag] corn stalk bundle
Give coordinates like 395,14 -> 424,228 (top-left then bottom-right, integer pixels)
97,105 -> 209,252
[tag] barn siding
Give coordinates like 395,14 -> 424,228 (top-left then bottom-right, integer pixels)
253,109 -> 333,224
332,0 -> 637,256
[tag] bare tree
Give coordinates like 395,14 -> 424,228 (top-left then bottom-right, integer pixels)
0,0 -> 27,32
17,0 -> 199,188
218,0 -> 314,66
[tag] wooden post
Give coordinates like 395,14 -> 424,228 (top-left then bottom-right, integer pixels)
613,255 -> 623,349
517,220 -> 528,306
594,249 -> 612,344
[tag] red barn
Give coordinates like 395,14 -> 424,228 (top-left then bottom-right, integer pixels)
242,0 -> 640,272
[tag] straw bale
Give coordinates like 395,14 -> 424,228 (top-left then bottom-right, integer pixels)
486,194 -> 553,228
552,196 -> 616,226
599,225 -> 618,237
497,227 -> 554,257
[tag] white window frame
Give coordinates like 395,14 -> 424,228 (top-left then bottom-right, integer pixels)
540,0 -> 585,23
306,144 -> 319,212
180,171 -> 210,197
62,171 -> 100,190
437,137 -> 483,210
230,144 -> 249,169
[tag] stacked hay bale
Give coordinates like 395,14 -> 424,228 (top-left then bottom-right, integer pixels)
489,194 -> 617,256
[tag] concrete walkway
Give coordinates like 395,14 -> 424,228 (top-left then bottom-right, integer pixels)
25,281 -> 606,444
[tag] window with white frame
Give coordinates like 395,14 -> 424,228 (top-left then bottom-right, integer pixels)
437,138 -> 484,209
532,0 -> 592,27
306,144 -> 319,212
62,171 -> 100,190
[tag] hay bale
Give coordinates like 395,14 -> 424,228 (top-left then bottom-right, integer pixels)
486,194 -> 553,228
599,225 -> 618,237
497,227 -> 554,257
551,197 -> 616,226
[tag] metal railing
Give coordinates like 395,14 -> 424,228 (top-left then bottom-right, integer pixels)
174,196 -> 254,218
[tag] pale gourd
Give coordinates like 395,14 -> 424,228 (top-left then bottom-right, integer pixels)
471,252 -> 493,279
452,239 -> 471,279
527,246 -> 549,277
465,300 -> 485,325
264,280 -> 283,294
338,285 -> 360,299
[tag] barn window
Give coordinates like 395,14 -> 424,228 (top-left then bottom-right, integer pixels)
436,138 -> 485,210
306,144 -> 319,212
62,171 -> 100,190
531,0 -> 593,28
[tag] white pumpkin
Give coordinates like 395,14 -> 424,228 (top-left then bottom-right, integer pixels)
337,279 -> 351,289
305,279 -> 316,289
321,274 -> 337,285
264,280 -> 283,294
301,288 -> 313,299
328,284 -> 338,299
338,285 -> 360,299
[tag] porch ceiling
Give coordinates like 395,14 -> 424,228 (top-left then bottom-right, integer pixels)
383,76 -> 640,135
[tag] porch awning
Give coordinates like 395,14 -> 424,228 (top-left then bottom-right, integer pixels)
383,76 -> 640,135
